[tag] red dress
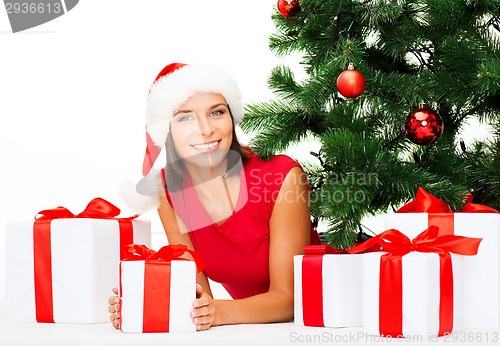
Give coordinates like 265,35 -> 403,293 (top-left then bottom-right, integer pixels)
163,152 -> 321,299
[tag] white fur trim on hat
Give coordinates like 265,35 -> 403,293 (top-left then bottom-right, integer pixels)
146,63 -> 244,147
120,169 -> 163,213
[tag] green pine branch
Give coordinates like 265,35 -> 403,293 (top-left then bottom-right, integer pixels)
241,0 -> 500,248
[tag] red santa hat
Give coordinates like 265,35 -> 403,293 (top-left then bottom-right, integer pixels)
122,62 -> 244,212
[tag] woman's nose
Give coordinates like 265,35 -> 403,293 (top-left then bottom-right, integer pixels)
196,115 -> 214,136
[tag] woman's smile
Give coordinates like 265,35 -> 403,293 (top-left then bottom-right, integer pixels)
191,140 -> 221,153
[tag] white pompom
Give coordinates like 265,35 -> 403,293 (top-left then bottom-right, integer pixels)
120,170 -> 162,212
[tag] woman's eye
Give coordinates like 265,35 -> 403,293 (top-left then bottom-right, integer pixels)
210,109 -> 224,117
176,114 -> 193,122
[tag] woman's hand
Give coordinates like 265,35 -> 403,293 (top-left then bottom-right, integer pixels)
192,284 -> 216,331
108,287 -> 120,329
109,284 -> 215,331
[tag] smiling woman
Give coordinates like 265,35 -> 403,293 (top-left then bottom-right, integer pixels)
170,94 -> 235,175
111,62 -> 321,331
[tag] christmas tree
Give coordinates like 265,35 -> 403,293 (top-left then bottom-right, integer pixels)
240,0 -> 500,248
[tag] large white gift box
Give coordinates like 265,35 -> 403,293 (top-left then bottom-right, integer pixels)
294,245 -> 363,328
120,259 -> 196,333
6,218 -> 151,323
363,251 -> 464,338
386,212 -> 500,328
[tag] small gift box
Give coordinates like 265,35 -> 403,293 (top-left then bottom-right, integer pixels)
347,226 -> 482,338
119,244 -> 205,333
6,198 -> 151,323
294,245 -> 364,327
385,186 -> 500,328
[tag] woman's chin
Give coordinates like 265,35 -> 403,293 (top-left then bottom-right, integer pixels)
184,150 -> 228,172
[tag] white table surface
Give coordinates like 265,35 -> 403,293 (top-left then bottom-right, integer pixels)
1,304 -> 498,346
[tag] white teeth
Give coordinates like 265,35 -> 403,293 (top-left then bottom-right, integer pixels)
193,141 -> 218,150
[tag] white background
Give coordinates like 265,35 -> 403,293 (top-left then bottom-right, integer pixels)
0,0 -> 493,313
0,0 -> 289,310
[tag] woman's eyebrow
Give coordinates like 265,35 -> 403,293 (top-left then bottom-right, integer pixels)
174,103 -> 228,116
210,103 -> 228,109
173,109 -> 193,116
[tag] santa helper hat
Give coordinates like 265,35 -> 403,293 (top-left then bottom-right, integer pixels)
122,62 -> 245,212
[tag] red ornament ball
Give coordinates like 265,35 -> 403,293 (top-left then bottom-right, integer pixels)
336,64 -> 366,98
277,0 -> 301,17
404,104 -> 444,145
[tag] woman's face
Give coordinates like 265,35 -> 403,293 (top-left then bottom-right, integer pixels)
170,93 -> 233,172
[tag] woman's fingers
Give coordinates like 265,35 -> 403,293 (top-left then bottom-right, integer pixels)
193,305 -> 214,325
108,296 -> 119,305
194,295 -> 211,309
195,320 -> 212,331
108,303 -> 120,313
195,283 -> 204,297
192,284 -> 215,331
109,304 -> 120,330
109,287 -> 120,329
111,316 -> 120,330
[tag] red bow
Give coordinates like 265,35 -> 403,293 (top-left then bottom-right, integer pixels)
395,186 -> 498,235
35,197 -> 138,221
347,226 -> 482,337
397,186 -> 498,213
346,225 -> 482,256
121,244 -> 205,273
303,244 -> 346,255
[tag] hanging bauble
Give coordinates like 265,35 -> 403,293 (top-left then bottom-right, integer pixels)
336,63 -> 366,98
404,103 -> 444,145
277,0 -> 301,17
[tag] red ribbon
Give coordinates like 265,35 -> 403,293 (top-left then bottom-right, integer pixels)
347,226 -> 482,337
143,262 -> 171,332
396,187 -> 498,235
301,242 -> 382,327
33,198 -> 138,323
120,244 -> 204,332
121,243 -> 205,273
301,244 -> 343,326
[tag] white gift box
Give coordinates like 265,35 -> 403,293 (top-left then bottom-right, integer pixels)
119,260 -> 196,333
294,254 -> 363,327
6,218 -> 151,323
363,251 -> 464,338
386,213 -> 500,328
